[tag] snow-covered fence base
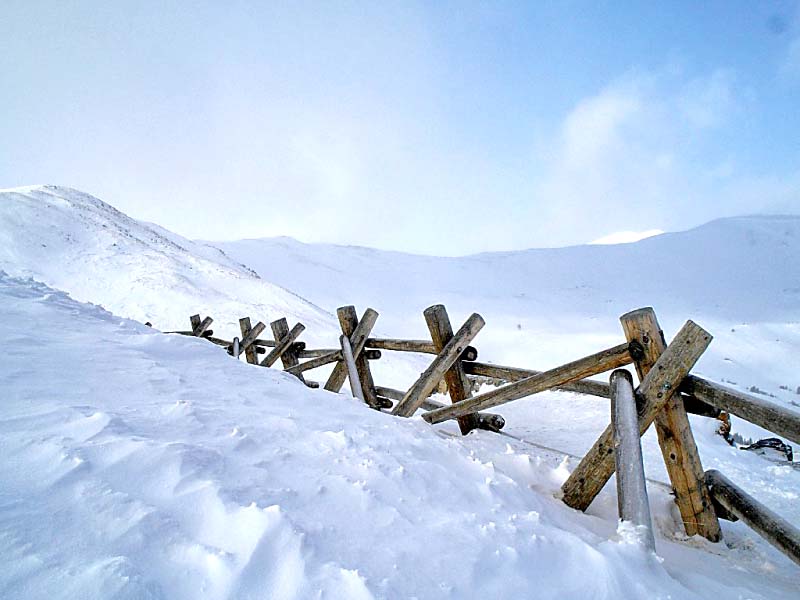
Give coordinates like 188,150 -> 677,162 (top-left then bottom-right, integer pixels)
165,303 -> 800,567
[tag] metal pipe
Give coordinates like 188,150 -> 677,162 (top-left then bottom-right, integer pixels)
610,369 -> 656,552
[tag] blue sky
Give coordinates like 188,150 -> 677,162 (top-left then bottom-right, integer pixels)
2,1 -> 799,254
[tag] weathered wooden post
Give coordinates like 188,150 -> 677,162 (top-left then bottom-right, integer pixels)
424,305 -> 480,435
706,470 -> 800,566
233,320 -> 266,359
610,369 -> 656,552
239,317 -> 259,364
561,320 -> 714,540
262,321 -> 306,367
392,312 -> 485,417
620,308 -> 720,542
324,307 -> 380,408
340,334 -> 365,403
190,314 -> 213,337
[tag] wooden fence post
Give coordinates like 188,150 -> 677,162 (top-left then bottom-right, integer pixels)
233,321 -> 266,358
267,318 -> 305,382
560,320 -> 712,524
335,306 -> 380,408
239,317 -> 258,364
324,307 -> 379,399
620,308 -> 720,542
392,313 -> 485,417
190,314 -> 213,337
424,305 -> 480,435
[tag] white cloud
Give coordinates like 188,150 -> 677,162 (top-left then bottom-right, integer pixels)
528,68 -> 754,246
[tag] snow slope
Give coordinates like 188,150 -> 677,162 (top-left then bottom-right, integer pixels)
0,185 -> 338,344
2,272 -> 799,599
211,216 -> 800,325
212,217 -> 800,411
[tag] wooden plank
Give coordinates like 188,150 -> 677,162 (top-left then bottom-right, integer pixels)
424,305 -> 480,435
190,314 -> 201,333
610,369 -> 656,552
239,317 -> 258,364
621,308 -> 720,541
324,307 -> 379,394
682,376 -> 800,446
706,470 -> 800,566
340,334 -> 365,402
263,320 -> 305,374
366,338 -> 479,361
560,320 -> 712,514
392,313 -> 485,417
422,343 -> 632,424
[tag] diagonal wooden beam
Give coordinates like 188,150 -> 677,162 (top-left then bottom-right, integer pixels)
236,321 -> 266,357
324,308 -> 379,393
422,343 -> 632,424
393,313 -> 485,418
239,317 -> 259,364
424,305 -> 480,435
190,314 -> 213,337
263,319 -> 306,375
621,308 -> 720,541
560,320 -> 712,515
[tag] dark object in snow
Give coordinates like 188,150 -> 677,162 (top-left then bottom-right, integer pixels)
742,437 -> 793,462
144,321 -> 152,327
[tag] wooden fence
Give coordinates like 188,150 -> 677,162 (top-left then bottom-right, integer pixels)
166,304 -> 800,566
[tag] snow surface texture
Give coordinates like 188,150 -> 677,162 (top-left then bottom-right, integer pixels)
1,185 -> 800,598
2,272 -> 798,599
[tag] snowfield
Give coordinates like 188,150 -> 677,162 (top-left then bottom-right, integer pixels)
1,185 -> 799,598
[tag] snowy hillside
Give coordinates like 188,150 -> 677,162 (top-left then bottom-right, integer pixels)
2,272 -> 799,599
212,218 -> 800,410
0,185 -> 337,343
211,216 -> 800,322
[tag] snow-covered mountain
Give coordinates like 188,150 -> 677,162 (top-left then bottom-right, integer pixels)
212,215 -> 800,324
0,185 -> 338,343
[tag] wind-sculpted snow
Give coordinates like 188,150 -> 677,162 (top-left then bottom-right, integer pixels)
0,185 -> 337,344
1,272 -> 798,599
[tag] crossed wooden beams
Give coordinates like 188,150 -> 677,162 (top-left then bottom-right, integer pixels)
404,306 -> 721,541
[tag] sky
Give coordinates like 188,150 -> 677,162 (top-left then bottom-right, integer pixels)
2,1 -> 799,255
